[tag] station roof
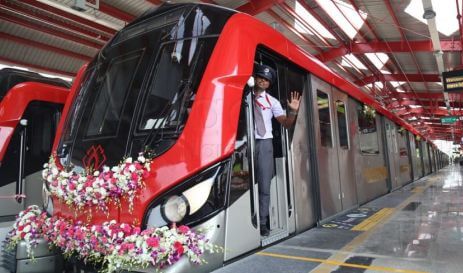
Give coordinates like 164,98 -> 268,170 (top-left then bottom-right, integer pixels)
1,0 -> 462,143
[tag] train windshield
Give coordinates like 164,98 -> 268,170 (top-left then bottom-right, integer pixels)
58,4 -> 234,168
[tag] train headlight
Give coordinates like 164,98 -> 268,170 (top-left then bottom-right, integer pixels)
144,161 -> 229,228
161,195 -> 189,223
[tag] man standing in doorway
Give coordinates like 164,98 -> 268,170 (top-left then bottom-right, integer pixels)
253,64 -> 301,236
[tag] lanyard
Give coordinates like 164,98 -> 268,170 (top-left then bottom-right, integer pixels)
255,94 -> 272,110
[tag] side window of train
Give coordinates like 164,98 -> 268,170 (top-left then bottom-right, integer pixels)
317,90 -> 332,147
336,101 -> 349,149
285,66 -> 306,143
0,127 -> 21,186
0,102 -> 62,186
357,104 -> 380,154
23,102 -> 63,176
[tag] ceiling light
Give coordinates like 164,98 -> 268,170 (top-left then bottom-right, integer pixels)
423,9 -> 436,20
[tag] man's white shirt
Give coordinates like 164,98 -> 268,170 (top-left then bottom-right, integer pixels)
254,91 -> 285,139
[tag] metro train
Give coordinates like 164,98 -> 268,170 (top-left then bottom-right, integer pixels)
5,3 -> 448,273
0,68 -> 70,217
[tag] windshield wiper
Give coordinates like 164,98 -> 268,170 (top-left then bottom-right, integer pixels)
142,103 -> 171,152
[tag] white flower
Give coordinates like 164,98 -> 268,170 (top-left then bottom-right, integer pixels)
128,165 -> 136,172
23,225 -> 31,233
125,158 -> 133,164
137,156 -> 146,163
94,171 -> 100,176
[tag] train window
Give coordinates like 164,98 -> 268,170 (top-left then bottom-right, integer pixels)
0,102 -> 62,187
357,104 -> 380,154
336,101 -> 349,149
0,127 -> 20,187
23,102 -> 62,176
139,38 -> 217,132
86,50 -> 143,137
317,90 -> 332,147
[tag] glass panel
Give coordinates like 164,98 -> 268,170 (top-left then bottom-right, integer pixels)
139,38 -> 217,133
357,104 -> 379,154
336,100 -> 349,149
230,101 -> 251,205
317,90 -> 332,147
23,102 -> 62,176
86,51 -> 143,137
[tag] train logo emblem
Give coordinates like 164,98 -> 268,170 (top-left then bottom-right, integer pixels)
82,144 -> 107,171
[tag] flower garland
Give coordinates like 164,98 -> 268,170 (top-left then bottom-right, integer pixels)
7,206 -> 219,273
7,205 -> 48,257
42,155 -> 151,212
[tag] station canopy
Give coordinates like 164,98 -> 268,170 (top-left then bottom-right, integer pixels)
1,0 -> 462,144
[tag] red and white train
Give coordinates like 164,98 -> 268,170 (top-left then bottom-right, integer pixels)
3,3 -> 448,273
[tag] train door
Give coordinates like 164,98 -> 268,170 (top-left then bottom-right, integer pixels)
397,128 -> 412,186
384,119 -> 400,190
0,102 -> 62,217
415,138 -> 424,179
332,90 -> 357,211
311,76 -> 357,220
422,141 -> 430,175
224,91 -> 261,261
224,50 -> 305,259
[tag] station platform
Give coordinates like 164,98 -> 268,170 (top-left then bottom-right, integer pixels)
213,165 -> 463,273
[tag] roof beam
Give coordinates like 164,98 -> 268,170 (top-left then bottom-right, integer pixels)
99,3 -> 135,22
1,1 -> 110,42
19,0 -> 116,34
0,32 -> 93,61
237,0 -> 285,15
146,0 -> 163,4
0,12 -> 103,49
316,40 -> 462,62
0,56 -> 75,77
355,74 -> 440,85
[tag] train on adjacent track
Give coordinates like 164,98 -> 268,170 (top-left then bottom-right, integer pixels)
3,3 -> 448,273
0,68 -> 69,218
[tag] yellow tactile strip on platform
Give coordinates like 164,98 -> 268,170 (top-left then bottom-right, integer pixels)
351,208 -> 394,231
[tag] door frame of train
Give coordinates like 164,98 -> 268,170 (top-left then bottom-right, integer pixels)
224,48 -> 299,258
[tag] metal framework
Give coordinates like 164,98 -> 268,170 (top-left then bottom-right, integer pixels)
1,0 -> 462,142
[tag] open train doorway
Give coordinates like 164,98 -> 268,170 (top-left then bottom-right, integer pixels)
224,49 -> 313,260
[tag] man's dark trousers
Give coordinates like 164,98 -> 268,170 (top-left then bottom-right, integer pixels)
255,138 -> 274,229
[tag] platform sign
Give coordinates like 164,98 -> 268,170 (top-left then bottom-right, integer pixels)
441,116 -> 458,124
443,70 -> 463,92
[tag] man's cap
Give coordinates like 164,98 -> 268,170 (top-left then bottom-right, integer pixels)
254,64 -> 275,84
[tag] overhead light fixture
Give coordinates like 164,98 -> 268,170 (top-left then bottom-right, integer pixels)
423,9 -> 436,20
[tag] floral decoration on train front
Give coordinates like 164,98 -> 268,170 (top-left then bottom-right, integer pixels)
42,154 -> 151,213
7,205 -> 219,273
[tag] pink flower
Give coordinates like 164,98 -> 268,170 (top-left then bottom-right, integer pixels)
122,224 -> 131,234
131,172 -> 138,181
177,225 -> 190,234
146,237 -> 159,248
174,241 -> 184,255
